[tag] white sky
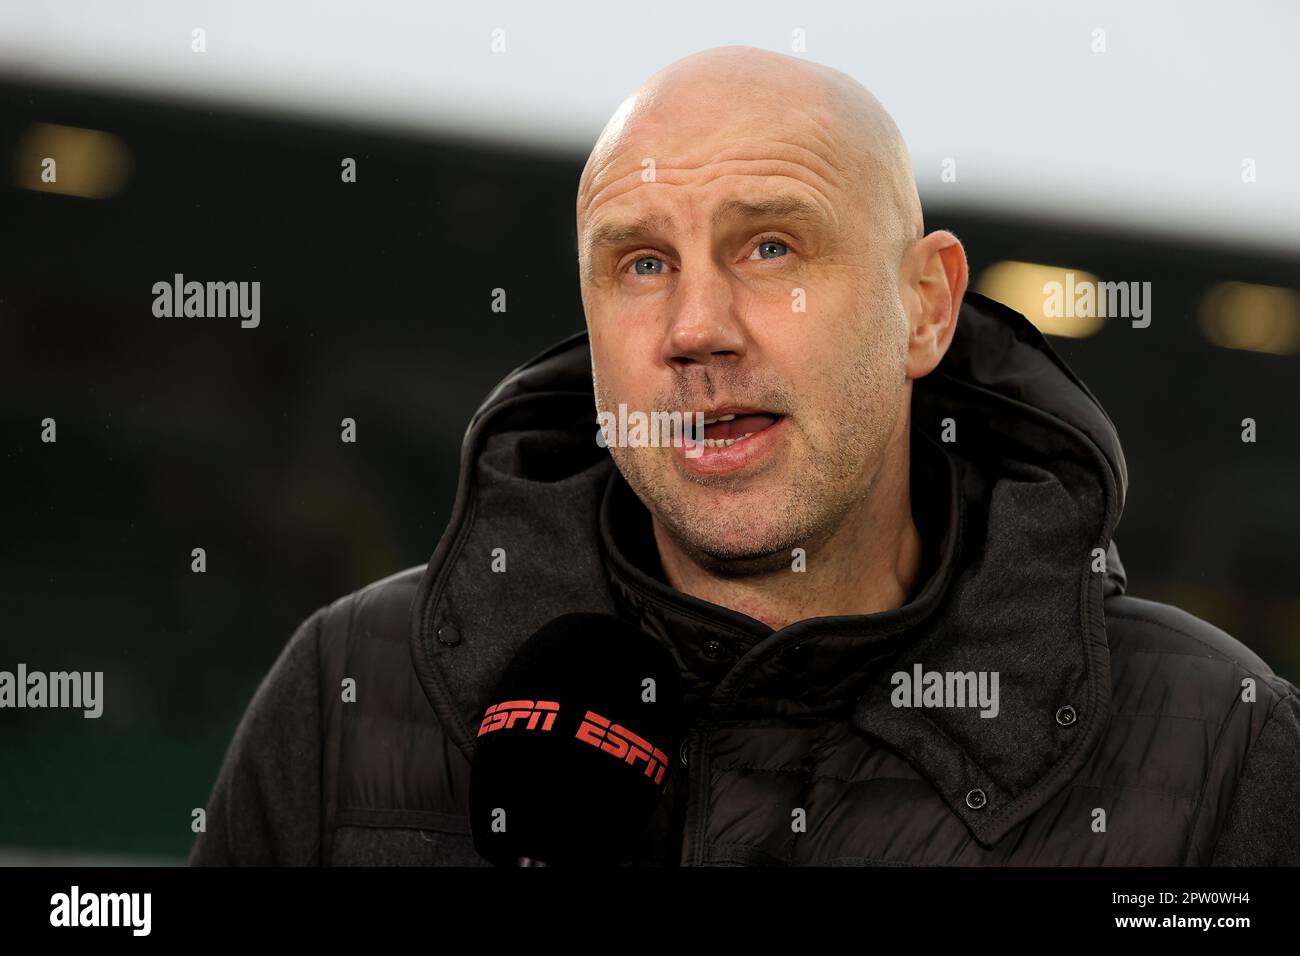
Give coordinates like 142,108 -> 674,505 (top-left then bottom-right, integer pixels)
3,0 -> 1297,252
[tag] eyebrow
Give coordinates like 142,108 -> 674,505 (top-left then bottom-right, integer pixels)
583,194 -> 827,256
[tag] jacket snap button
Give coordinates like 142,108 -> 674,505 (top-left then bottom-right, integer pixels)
965,788 -> 987,810
702,639 -> 727,660
1056,705 -> 1077,726
436,624 -> 462,646
679,740 -> 689,766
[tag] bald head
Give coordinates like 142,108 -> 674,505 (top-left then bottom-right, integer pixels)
577,46 -> 923,270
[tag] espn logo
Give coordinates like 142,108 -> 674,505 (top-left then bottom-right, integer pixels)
575,710 -> 670,785
477,699 -> 560,736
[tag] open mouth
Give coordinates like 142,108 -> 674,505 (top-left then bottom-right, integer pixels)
697,411 -> 783,448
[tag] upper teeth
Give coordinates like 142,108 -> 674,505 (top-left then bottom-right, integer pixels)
702,413 -> 736,425
702,433 -> 754,447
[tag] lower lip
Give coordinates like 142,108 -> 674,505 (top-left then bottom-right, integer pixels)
672,416 -> 789,476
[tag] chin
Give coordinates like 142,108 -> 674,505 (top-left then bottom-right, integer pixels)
671,519 -> 797,567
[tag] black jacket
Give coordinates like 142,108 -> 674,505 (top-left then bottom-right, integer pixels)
190,292 -> 1300,866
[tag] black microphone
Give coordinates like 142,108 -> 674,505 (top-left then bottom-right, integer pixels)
469,613 -> 685,866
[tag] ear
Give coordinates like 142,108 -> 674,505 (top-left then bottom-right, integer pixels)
902,230 -> 967,379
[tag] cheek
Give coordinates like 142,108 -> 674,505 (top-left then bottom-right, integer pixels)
592,348 -> 651,414
797,331 -> 904,442
760,289 -> 862,398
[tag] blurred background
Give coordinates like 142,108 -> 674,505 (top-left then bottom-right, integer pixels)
1,1 -> 1297,863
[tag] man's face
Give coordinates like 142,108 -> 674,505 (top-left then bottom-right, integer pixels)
578,92 -> 912,568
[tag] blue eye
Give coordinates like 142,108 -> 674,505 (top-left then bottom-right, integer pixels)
751,239 -> 789,260
632,257 -> 666,275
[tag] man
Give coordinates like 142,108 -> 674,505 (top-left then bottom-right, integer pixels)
191,46 -> 1300,866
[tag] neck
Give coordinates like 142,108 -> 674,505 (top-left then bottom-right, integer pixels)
652,431 -> 924,632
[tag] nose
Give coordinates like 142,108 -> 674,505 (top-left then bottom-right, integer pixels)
660,266 -> 748,370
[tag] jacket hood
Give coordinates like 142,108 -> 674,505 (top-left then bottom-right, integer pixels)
410,291 -> 1130,847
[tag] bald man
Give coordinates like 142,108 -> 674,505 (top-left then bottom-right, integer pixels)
192,47 -> 1300,867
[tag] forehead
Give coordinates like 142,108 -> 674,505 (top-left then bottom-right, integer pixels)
580,69 -> 850,204
580,116 -> 853,234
